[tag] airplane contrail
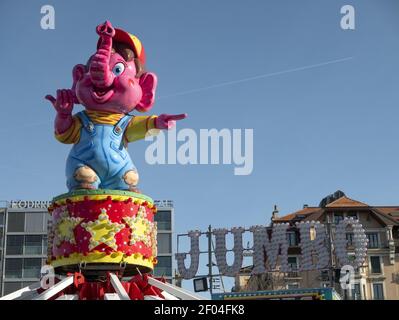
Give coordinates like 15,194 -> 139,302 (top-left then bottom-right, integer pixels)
158,56 -> 354,100
0,56 -> 354,133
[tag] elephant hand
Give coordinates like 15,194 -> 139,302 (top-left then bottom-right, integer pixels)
45,89 -> 74,116
155,113 -> 187,130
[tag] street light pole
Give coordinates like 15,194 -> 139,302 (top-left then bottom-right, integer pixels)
207,224 -> 213,296
326,214 -> 335,288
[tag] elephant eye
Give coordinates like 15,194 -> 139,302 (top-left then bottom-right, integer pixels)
112,62 -> 125,76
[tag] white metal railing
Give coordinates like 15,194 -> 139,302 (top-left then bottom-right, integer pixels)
0,272 -> 204,300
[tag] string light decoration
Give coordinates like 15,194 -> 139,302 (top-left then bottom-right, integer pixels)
296,221 -> 330,271
213,227 -> 244,277
150,222 -> 158,257
53,207 -> 83,246
175,230 -> 201,279
81,208 -> 125,251
334,217 -> 368,268
48,191 -> 159,275
123,205 -> 156,247
174,220 -> 369,279
249,223 -> 290,274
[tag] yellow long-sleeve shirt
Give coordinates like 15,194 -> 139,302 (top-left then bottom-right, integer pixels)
55,110 -> 159,144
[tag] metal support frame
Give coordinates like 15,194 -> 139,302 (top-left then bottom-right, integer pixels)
1,272 -> 204,300
33,275 -> 74,300
0,282 -> 42,300
109,273 -> 131,300
147,276 -> 206,300
144,295 -> 164,300
104,293 -> 121,300
160,291 -> 180,300
56,294 -> 78,300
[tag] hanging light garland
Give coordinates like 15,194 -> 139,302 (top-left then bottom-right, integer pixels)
334,217 -> 368,268
176,218 -> 369,279
175,230 -> 201,279
296,221 -> 330,271
249,223 -> 290,274
213,227 -> 245,277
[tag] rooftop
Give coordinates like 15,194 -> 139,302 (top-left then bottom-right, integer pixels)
272,191 -> 399,226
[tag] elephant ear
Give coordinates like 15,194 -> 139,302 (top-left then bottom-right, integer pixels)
136,72 -> 158,112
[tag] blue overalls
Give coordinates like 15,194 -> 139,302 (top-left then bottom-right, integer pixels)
66,111 -> 137,191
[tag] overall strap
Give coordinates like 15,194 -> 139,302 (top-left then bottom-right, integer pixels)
113,112 -> 135,136
77,111 -> 96,135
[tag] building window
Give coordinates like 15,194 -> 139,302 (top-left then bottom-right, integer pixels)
3,282 -> 22,295
7,212 -> 25,232
367,233 -> 379,248
6,235 -> 24,255
23,258 -> 42,278
352,283 -> 361,300
348,253 -> 358,268
370,256 -> 382,274
22,281 -> 37,288
287,232 -> 298,246
6,235 -> 45,256
320,270 -> 329,281
154,210 -> 171,231
287,283 -> 299,289
157,233 -> 172,254
0,210 -> 4,226
373,283 -> 384,300
5,258 -> 23,278
0,226 -> 3,247
346,233 -> 354,246
346,211 -> 358,219
153,256 -> 172,277
288,257 -> 298,270
334,213 -> 344,225
25,212 -> 45,233
42,235 -> 48,254
25,235 -> 43,255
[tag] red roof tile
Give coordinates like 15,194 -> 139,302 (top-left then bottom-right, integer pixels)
325,196 -> 369,208
273,207 -> 320,222
275,196 -> 399,225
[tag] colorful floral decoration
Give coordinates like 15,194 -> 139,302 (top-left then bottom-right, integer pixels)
48,189 -> 158,275
54,207 -> 83,246
123,205 -> 155,247
151,222 -> 158,258
81,208 -> 125,250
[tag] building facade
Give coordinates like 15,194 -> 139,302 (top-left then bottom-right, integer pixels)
0,201 -> 49,296
152,200 -> 174,283
235,192 -> 399,300
0,207 -> 5,293
0,199 -> 174,296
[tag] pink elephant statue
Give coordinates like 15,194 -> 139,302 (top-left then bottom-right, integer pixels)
45,21 -> 186,192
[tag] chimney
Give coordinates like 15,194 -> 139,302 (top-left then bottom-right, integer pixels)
303,204 -> 309,209
271,205 -> 279,221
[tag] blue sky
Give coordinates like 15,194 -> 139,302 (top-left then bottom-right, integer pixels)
0,0 -> 398,296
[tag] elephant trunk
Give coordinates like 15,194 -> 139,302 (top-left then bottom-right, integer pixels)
89,21 -> 116,88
